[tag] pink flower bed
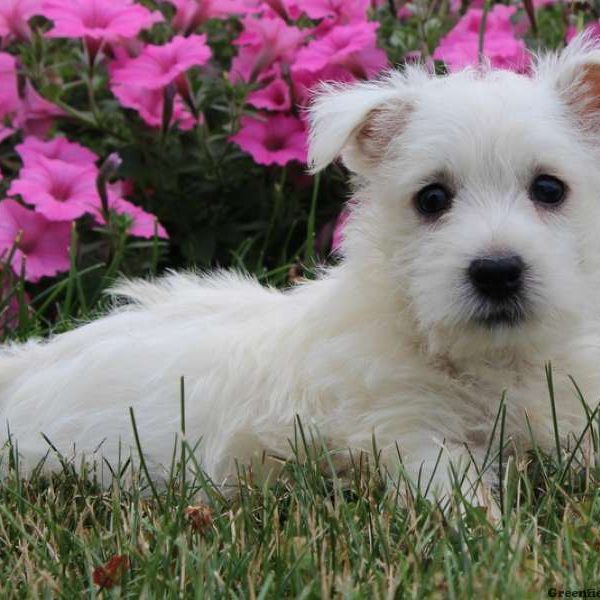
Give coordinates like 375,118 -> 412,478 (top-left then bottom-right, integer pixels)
433,4 -> 529,72
0,0 -> 591,292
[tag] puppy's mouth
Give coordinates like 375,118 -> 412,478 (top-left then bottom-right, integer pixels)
472,300 -> 528,328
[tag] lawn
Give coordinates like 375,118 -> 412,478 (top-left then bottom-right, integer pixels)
1,395 -> 600,597
1,0 -> 600,597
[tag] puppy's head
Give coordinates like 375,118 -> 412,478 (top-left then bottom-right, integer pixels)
309,35 -> 600,361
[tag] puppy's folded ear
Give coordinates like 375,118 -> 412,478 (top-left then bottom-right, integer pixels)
308,76 -> 412,175
538,33 -> 600,131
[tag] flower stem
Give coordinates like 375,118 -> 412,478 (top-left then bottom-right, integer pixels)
305,172 -> 321,263
478,0 -> 491,66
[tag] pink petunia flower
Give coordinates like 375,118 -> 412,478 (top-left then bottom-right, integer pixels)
108,47 -> 198,130
0,53 -> 64,138
230,16 -> 305,82
290,0 -> 369,26
0,0 -> 41,42
42,0 -> 163,59
16,136 -> 98,168
0,127 -> 14,144
113,198 -> 167,238
230,113 -> 306,166
263,0 -> 296,19
110,35 -> 212,90
293,22 -> 388,80
247,77 -> 291,111
9,156 -> 100,221
15,82 -> 65,138
98,186 -> 168,239
0,198 -> 71,282
111,83 -> 197,130
0,52 -> 20,118
433,5 -> 529,72
165,0 -> 253,32
291,63 -> 354,108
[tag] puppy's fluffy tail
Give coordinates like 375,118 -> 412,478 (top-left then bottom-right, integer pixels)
109,269 -> 284,313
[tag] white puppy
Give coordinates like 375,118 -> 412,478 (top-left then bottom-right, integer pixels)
2,36 -> 600,503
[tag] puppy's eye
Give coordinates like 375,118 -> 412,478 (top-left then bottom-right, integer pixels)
530,175 -> 566,207
415,184 -> 452,217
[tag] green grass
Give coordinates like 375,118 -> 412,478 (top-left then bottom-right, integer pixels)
1,408 -> 600,598
2,242 -> 600,598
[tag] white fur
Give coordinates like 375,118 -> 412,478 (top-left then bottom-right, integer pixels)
3,36 -> 600,501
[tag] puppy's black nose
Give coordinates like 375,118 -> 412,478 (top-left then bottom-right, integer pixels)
468,255 -> 524,301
